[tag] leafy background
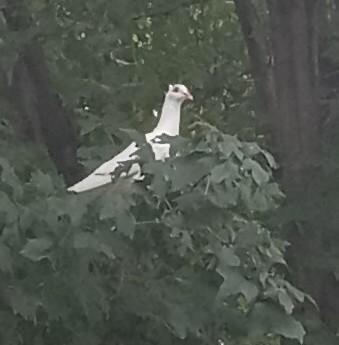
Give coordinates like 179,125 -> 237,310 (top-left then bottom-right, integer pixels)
0,0 -> 339,345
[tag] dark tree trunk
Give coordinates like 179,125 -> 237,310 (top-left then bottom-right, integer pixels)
267,0 -> 320,194
1,1 -> 84,185
233,0 -> 276,137
234,0 -> 321,190
235,0 -> 339,342
9,42 -> 84,185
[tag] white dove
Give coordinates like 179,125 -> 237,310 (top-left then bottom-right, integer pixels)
67,84 -> 193,193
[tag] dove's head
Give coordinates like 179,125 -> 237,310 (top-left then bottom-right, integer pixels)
166,84 -> 193,103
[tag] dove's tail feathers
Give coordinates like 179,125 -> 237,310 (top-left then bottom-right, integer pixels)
67,173 -> 113,193
67,143 -> 139,193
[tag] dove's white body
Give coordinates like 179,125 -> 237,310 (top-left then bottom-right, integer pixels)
67,84 -> 191,193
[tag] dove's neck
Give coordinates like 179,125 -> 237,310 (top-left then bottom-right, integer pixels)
154,97 -> 182,136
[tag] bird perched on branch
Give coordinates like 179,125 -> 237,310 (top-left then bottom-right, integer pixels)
67,84 -> 193,193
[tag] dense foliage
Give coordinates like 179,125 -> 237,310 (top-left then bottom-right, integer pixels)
3,0 -> 339,344
0,120 -> 309,344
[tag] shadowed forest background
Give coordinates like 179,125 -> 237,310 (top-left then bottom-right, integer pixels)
1,0 -> 339,344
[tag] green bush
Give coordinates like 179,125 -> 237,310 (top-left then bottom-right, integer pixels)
0,122 -> 308,345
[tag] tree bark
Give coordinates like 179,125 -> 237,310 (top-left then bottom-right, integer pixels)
233,0 -> 276,137
267,0 -> 320,194
235,0 -> 321,192
235,0 -> 339,341
1,2 -> 84,185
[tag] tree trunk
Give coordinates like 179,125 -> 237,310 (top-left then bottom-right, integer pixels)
1,1 -> 84,185
235,0 -> 339,341
233,0 -> 276,137
267,0 -> 320,195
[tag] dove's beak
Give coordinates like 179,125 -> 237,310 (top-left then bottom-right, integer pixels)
185,91 -> 193,101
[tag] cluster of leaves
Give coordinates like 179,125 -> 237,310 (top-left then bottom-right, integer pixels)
0,122 -> 309,345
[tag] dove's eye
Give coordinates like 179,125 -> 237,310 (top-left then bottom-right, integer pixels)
172,86 -> 180,92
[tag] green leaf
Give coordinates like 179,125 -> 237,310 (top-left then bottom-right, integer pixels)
116,210 -> 135,239
20,238 -> 53,262
251,190 -> 269,211
236,223 -> 260,248
66,196 -> 88,226
278,290 -> 294,314
243,159 -> 269,186
284,283 -> 305,303
0,191 -> 18,224
171,228 -> 194,256
248,302 -> 305,343
167,135 -> 190,155
73,232 -> 115,259
284,282 -> 317,307
28,0 -> 47,11
179,230 -> 194,255
218,135 -> 244,160
99,198 -> 116,220
30,170 -> 54,195
267,242 -> 287,265
166,304 -> 188,339
170,157 -> 211,191
217,246 -> 240,268
216,270 -> 258,302
264,182 -> 284,199
0,158 -> 23,198
243,142 -> 261,156
8,287 -> 39,321
0,311 -> 19,344
99,191 -> 133,220
210,164 -> 227,183
239,178 -> 252,206
0,241 -> 13,273
79,112 -> 101,136
261,150 -> 278,169
120,128 -> 146,144
144,161 -> 169,196
175,191 -> 203,210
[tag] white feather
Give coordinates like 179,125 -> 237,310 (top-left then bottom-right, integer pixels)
67,84 -> 192,193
